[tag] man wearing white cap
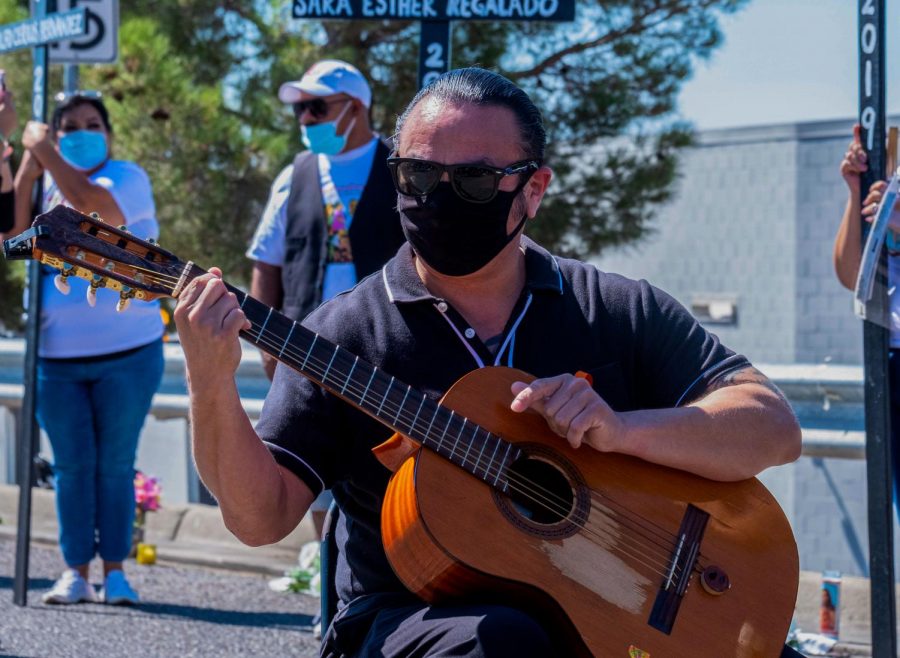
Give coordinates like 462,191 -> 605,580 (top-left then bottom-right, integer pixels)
248,58 -> 404,374
247,59 -> 405,534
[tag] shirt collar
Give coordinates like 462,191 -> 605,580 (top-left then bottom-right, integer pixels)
382,237 -> 563,305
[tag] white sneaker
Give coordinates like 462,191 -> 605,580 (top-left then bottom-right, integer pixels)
100,570 -> 139,605
41,569 -> 98,605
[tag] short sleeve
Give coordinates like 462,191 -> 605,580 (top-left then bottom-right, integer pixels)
635,280 -> 749,408
92,162 -> 158,239
246,164 -> 293,266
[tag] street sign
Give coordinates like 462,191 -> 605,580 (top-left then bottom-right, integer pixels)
47,0 -> 118,63
0,8 -> 85,54
293,0 -> 574,21
292,0 -> 574,88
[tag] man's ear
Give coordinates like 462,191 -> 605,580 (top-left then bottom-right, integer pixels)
524,165 -> 552,218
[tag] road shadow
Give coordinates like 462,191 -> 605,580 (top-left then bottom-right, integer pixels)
137,601 -> 314,630
0,576 -> 55,591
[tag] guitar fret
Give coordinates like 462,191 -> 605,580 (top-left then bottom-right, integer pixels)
322,345 -> 339,384
435,411 -> 453,455
279,322 -> 296,360
409,396 -> 427,437
474,430 -> 489,478
393,386 -> 411,426
240,293 -> 249,308
422,405 -> 441,449
462,424 -> 477,468
359,367 -> 376,408
341,356 -> 359,396
487,436 -> 502,485
301,334 -> 318,371
498,442 -> 513,489
450,418 -> 465,462
256,307 -> 273,344
377,377 -> 395,417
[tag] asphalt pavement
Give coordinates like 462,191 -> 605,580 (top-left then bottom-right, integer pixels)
0,538 -> 321,658
0,484 -> 885,657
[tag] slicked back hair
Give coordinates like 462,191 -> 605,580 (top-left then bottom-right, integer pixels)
394,67 -> 545,163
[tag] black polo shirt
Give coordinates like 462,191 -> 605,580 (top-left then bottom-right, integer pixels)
256,237 -> 749,609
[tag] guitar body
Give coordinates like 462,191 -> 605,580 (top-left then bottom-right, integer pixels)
381,367 -> 798,658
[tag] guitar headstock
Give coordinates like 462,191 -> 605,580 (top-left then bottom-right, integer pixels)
3,205 -> 193,309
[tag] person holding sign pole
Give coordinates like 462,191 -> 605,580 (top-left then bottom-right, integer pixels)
833,123 -> 900,522
174,68 -> 800,656
247,59 -> 404,535
12,91 -> 164,606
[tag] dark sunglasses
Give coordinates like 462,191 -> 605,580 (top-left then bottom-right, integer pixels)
292,98 -> 347,120
386,156 -> 539,203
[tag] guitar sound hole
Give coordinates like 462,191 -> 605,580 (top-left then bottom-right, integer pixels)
505,457 -> 574,525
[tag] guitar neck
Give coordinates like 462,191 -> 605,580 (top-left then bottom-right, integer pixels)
195,272 -> 520,490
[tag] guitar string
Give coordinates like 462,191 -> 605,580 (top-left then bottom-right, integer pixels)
68,253 -> 711,580
110,268 -> 696,579
236,318 -> 691,579
128,267 -> 693,578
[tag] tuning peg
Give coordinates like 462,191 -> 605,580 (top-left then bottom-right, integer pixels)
53,274 -> 71,294
53,263 -> 74,295
118,225 -> 129,232
116,287 -> 135,313
90,212 -> 102,221
86,274 -> 104,308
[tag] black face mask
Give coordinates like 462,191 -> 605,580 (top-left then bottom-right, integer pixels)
398,182 -> 529,277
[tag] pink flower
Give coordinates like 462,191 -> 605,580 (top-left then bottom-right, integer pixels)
134,470 -> 162,513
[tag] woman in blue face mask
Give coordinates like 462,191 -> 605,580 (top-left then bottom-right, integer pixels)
12,92 -> 165,608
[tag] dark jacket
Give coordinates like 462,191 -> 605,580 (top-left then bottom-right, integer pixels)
281,138 -> 404,321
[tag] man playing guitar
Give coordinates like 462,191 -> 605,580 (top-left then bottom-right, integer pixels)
173,68 -> 802,657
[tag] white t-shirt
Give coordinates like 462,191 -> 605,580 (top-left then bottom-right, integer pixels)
246,137 -> 379,303
38,160 -> 164,358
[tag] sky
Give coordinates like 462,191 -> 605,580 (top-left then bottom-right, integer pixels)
678,0 -> 898,130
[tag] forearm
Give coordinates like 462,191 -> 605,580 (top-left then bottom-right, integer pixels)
618,385 -> 801,482
33,147 -> 125,224
834,194 -> 863,290
12,172 -> 36,235
188,374 -> 311,545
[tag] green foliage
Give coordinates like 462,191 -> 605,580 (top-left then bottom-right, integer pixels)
0,258 -> 24,334
0,0 -> 747,330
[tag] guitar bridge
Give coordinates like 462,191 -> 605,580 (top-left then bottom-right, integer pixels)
648,504 -> 709,634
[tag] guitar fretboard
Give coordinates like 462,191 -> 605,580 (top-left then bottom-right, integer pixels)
222,279 -> 520,491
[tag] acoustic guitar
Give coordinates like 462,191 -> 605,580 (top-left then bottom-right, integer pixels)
5,205 -> 800,657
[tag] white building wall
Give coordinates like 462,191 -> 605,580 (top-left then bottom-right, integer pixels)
595,118 -> 867,366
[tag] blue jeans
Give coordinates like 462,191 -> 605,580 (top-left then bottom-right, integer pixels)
37,340 -> 164,566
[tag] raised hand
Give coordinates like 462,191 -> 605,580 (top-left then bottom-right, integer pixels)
841,124 -> 867,197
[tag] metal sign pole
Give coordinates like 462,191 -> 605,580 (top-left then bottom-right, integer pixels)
13,0 -> 49,609
418,21 -> 450,89
857,1 -> 897,655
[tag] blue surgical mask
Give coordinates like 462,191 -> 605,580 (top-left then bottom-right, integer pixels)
300,102 -> 355,155
59,130 -> 108,171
